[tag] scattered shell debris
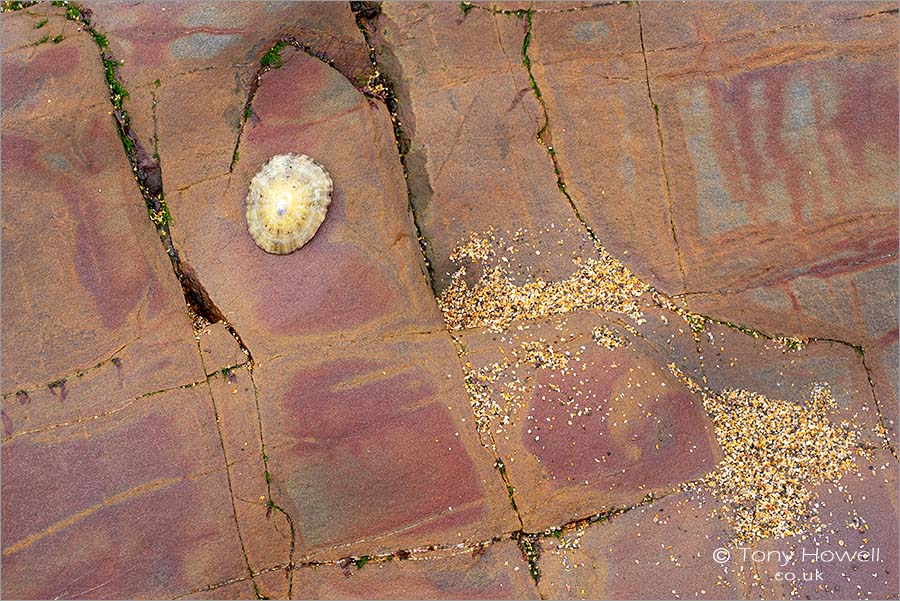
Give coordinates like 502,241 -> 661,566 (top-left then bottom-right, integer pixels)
670,365 -> 873,544
245,153 -> 332,254
592,325 -> 626,349
462,333 -> 592,434
439,227 -> 885,559
438,228 -> 650,332
548,524 -> 589,575
443,227 -> 675,441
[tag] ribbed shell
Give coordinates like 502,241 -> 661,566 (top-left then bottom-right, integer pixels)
245,154 -> 333,254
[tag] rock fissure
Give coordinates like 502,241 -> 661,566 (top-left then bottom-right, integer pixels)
350,0 -> 438,295
176,490 -> 663,597
24,4 -> 270,595
636,2 -> 687,292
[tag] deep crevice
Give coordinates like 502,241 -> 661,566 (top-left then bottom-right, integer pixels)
350,0 -> 438,296
40,2 -> 244,354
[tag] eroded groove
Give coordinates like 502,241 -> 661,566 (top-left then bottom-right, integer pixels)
2,344 -> 127,400
229,40 -> 279,172
306,494 -> 657,573
258,324 -> 451,367
1,377 -> 208,443
196,490 -> 664,593
672,251 -> 899,299
636,2 -> 687,291
205,360 -> 252,381
248,367 -> 297,598
447,326 -> 534,581
2,477 -> 182,558
643,7 -> 899,56
194,340 -> 263,598
513,531 -> 544,588
854,7 -> 900,18
350,0 -> 438,296
35,1 -> 245,358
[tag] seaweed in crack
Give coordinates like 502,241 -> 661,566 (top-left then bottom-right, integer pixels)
513,531 -> 542,584
56,2 -> 244,349
1,1 -> 40,10
230,38 -> 290,172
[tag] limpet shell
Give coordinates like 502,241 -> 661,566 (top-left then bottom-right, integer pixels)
245,153 -> 333,254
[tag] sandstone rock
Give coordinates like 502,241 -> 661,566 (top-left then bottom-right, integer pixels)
1,15 -> 254,598
254,332 -> 519,561
536,490 -> 760,600
750,450 -> 898,600
2,2 -> 897,599
181,579 -> 259,600
87,1 -> 370,89
458,310 -> 720,531
205,366 -> 292,598
295,539 -> 539,599
698,322 -> 898,448
1,387 -> 246,599
645,5 -> 898,347
167,49 -> 442,360
375,3 -> 596,291
530,3 -> 685,292
1,29 -> 202,396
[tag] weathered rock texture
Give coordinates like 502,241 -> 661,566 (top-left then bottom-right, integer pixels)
2,2 -> 897,599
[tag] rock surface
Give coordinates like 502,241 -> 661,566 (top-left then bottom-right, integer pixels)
2,2 -> 897,599
294,540 -> 540,599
